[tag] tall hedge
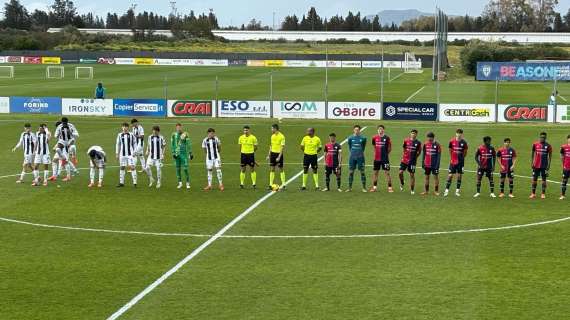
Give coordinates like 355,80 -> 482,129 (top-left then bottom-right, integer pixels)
461,41 -> 570,75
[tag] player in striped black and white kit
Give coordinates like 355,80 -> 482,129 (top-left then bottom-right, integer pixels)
202,128 -> 224,191
12,123 -> 36,183
131,119 -> 147,173
116,122 -> 137,187
52,141 -> 72,182
87,145 -> 106,188
54,118 -> 79,175
32,124 -> 51,186
145,126 -> 166,189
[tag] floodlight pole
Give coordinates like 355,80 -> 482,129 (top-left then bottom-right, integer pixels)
494,77 -> 499,123
270,72 -> 274,118
215,76 -> 219,118
553,75 -> 558,123
325,48 -> 329,119
380,48 -> 384,113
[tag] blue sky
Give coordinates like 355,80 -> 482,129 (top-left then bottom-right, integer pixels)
20,0 -> 570,27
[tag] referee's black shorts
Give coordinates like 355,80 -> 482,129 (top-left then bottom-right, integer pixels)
303,154 -> 318,169
241,153 -> 255,167
269,152 -> 284,168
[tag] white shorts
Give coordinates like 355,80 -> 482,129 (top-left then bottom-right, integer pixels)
206,158 -> 222,170
119,156 -> 135,167
147,158 -> 163,168
23,154 -> 34,165
67,144 -> 77,155
134,146 -> 144,157
90,159 -> 105,168
34,154 -> 51,165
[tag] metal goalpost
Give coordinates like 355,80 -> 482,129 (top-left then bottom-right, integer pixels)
0,66 -> 15,79
46,66 -> 65,79
75,67 -> 94,80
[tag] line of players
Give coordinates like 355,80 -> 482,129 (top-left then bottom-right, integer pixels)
12,119 -> 570,200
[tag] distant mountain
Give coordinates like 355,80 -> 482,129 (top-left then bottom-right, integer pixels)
366,9 -> 433,26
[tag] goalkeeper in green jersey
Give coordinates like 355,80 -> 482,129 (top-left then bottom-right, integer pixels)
171,123 -> 193,189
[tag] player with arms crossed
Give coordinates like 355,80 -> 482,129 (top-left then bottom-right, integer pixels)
421,132 -> 442,195
300,127 -> 322,190
12,123 -> 36,184
87,145 -> 106,188
54,117 -> 79,174
202,128 -> 224,191
145,126 -> 166,189
370,125 -> 393,192
444,129 -> 468,197
346,125 -> 367,192
530,132 -> 552,199
116,123 -> 138,188
398,129 -> 422,195
267,124 -> 286,190
32,124 -> 51,186
171,123 -> 193,189
558,135 -> 570,200
131,119 -> 147,173
497,138 -> 517,198
238,126 -> 258,189
323,133 -> 342,192
474,136 -> 497,198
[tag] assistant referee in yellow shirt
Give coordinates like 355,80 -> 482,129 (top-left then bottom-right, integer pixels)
238,126 -> 258,189
267,124 -> 286,190
300,127 -> 322,190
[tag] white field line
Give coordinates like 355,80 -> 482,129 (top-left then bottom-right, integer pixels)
389,71 -> 405,82
1,216 -> 568,239
559,96 -> 567,102
105,127 -> 367,320
405,86 -> 426,102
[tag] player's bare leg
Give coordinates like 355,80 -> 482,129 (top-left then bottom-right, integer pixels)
369,170 -> 379,192
398,170 -> 405,191
433,175 -> 440,196
385,171 -> 394,192
530,176 -> 538,198
561,176 -> 568,200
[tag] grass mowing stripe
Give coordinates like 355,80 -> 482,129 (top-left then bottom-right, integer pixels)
105,127 -> 367,320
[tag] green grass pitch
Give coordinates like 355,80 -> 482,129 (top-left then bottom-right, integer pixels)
0,114 -> 569,319
1,64 -> 569,104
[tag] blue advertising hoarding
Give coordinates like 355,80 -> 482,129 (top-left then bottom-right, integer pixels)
476,62 -> 570,81
113,99 -> 166,117
383,102 -> 438,121
10,97 -> 62,114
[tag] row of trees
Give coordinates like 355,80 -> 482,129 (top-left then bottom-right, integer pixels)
279,7 -> 386,31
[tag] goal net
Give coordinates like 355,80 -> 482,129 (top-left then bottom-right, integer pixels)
75,67 -> 93,80
404,52 -> 423,73
46,66 -> 65,79
0,66 -> 15,79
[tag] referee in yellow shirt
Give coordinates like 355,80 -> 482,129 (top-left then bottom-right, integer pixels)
267,124 -> 286,190
238,126 -> 258,189
300,127 -> 322,190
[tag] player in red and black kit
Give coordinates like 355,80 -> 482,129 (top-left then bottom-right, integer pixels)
474,136 -> 497,198
323,133 -> 342,192
444,129 -> 468,197
530,132 -> 553,199
370,125 -> 393,192
398,129 -> 422,195
496,138 -> 517,198
559,134 -> 570,200
421,132 -> 442,196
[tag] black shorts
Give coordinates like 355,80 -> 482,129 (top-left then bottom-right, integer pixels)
269,152 -> 284,168
564,170 -> 570,179
325,166 -> 341,175
240,153 -> 255,167
477,168 -> 494,178
373,161 -> 390,171
303,154 -> 318,169
532,168 -> 548,179
449,164 -> 464,174
399,162 -> 416,173
424,167 -> 439,175
500,171 -> 514,179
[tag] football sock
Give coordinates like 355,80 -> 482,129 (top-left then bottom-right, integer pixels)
19,170 -> 25,181
33,170 -> 38,181
348,172 -> 354,188
532,180 -> 538,194
156,167 -> 161,183
280,172 -> 286,184
176,166 -> 182,183
139,157 -> 146,171
489,177 -> 495,193
325,172 -> 331,189
476,180 -> 482,193
207,171 -> 213,187
251,172 -> 257,185
425,181 -> 429,192
410,180 -> 415,192
183,168 -> 189,183
65,164 -> 71,177
541,180 -> 547,194
399,172 -> 404,186
302,173 -> 308,187
445,178 -> 452,190
99,168 -> 104,183
500,179 -> 505,193
269,172 -> 275,186
216,169 -> 223,184
69,161 -> 77,173
52,162 -> 58,176
120,169 -> 125,184
131,170 -> 138,184
509,179 -> 514,194
90,168 -> 95,183
562,178 -> 568,195
240,172 -> 246,185
360,172 -> 366,188
313,173 -> 319,188
456,179 -> 462,190
43,170 -> 49,181
336,175 -> 341,189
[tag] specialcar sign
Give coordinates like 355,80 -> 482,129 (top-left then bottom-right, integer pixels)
167,100 -> 213,117
62,98 -> 113,116
0,97 -> 9,113
328,102 -> 380,120
477,62 -> 570,81
219,100 -> 270,118
439,104 -> 495,122
383,102 -> 438,121
10,97 -> 62,114
114,99 -> 166,117
498,104 -> 552,122
274,101 -> 326,119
